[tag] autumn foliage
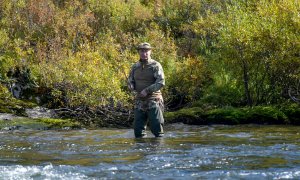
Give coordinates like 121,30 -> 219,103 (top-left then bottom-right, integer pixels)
0,0 -> 299,110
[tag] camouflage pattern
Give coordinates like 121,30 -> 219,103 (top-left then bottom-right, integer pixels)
134,98 -> 164,113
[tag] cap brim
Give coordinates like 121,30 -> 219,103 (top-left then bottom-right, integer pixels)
137,47 -> 152,50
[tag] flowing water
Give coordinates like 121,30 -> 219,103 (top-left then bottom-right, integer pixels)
0,124 -> 299,179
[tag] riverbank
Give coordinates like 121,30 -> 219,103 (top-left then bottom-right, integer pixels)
0,94 -> 82,130
164,103 -> 300,125
0,106 -> 81,131
1,91 -> 299,130
0,116 -> 81,131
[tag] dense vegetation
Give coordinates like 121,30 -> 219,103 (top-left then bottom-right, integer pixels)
165,103 -> 300,125
0,0 -> 299,125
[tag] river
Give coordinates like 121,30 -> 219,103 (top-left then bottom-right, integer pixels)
0,124 -> 299,179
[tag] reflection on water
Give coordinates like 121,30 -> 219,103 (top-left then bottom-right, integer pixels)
0,124 -> 299,179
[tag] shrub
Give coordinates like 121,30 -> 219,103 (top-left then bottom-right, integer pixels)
205,108 -> 247,125
279,103 -> 300,125
245,106 -> 289,124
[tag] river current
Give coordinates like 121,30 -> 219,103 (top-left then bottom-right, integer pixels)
0,124 -> 299,179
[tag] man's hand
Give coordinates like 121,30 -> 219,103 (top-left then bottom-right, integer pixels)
140,89 -> 148,97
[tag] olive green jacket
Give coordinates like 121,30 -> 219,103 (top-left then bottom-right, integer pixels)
128,59 -> 165,100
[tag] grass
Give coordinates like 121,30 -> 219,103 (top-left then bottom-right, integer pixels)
0,117 -> 82,130
165,104 -> 299,125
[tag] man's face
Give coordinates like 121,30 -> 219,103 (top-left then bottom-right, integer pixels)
139,49 -> 151,60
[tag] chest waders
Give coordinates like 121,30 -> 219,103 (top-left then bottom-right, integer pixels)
131,59 -> 165,138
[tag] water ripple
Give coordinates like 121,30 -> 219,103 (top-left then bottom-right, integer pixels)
0,124 -> 299,179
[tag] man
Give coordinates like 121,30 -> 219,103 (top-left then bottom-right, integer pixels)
128,42 -> 165,138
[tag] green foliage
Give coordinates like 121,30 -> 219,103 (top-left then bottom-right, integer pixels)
155,0 -> 223,57
165,105 -> 293,125
0,83 -> 37,115
0,118 -> 49,130
200,65 -> 244,107
205,108 -> 246,125
279,103 -> 300,125
243,106 -> 289,124
167,57 -> 211,106
164,107 -> 204,123
0,30 -> 9,50
89,0 -> 153,35
37,118 -> 81,129
0,117 -> 81,130
0,84 -> 13,113
37,46 -> 130,107
201,85 -> 243,107
216,0 -> 300,106
165,107 -> 204,119
0,0 -> 299,113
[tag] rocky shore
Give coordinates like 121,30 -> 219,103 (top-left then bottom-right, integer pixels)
0,106 -> 81,131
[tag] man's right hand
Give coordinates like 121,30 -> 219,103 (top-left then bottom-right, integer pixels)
140,89 -> 148,97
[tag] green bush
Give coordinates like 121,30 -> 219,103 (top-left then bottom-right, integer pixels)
167,57 -> 211,107
164,107 -> 204,124
201,84 -> 244,107
279,103 -> 300,125
38,118 -> 81,129
36,47 -> 130,108
245,106 -> 289,124
165,105 -> 293,125
0,0 -> 299,117
205,108 -> 246,125
0,84 -> 36,115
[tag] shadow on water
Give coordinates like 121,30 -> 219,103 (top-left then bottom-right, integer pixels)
0,124 -> 300,179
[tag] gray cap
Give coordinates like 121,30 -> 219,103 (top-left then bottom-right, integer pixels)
137,42 -> 152,50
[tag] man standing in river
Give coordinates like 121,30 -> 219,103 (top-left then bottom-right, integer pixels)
128,42 -> 165,138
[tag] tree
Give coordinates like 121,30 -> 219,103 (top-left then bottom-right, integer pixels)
217,0 -> 300,106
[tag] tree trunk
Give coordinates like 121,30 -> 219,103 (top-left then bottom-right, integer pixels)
242,60 -> 252,106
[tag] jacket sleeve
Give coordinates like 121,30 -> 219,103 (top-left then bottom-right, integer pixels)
128,64 -> 136,91
144,62 -> 165,93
